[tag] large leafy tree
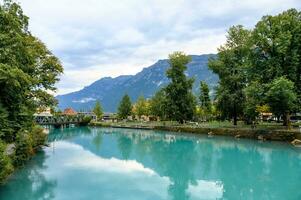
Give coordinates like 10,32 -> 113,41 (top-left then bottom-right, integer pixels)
266,77 -> 297,126
0,0 -> 63,141
117,94 -> 132,119
165,52 -> 196,123
209,25 -> 251,125
250,9 -> 301,111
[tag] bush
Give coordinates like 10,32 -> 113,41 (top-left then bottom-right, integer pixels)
13,131 -> 34,167
30,126 -> 47,149
79,116 -> 92,126
0,141 -> 13,184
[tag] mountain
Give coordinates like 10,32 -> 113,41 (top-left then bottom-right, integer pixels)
56,54 -> 218,112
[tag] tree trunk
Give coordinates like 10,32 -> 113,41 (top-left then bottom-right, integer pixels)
283,113 -> 291,129
277,116 -> 280,123
233,103 -> 237,126
233,116 -> 237,126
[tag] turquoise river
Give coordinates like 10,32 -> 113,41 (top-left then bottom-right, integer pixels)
0,127 -> 301,200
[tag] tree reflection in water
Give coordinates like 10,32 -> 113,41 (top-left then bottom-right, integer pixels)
1,127 -> 300,200
113,129 -> 301,200
0,150 -> 57,200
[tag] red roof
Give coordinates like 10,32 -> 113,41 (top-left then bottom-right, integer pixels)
63,107 -> 77,116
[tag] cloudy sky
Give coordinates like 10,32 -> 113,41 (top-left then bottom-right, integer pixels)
16,0 -> 301,94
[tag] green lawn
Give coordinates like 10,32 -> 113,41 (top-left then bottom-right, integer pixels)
92,120 -> 301,132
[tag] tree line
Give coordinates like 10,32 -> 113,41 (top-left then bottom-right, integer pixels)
115,9 -> 301,126
115,52 -> 211,123
209,9 -> 301,126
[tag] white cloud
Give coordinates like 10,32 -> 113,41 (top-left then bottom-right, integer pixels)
45,141 -> 170,199
14,0 -> 301,94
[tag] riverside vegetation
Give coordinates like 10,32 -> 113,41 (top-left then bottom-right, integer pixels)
111,9 -> 301,129
92,9 -> 301,140
1,0 -> 301,185
0,1 -> 63,183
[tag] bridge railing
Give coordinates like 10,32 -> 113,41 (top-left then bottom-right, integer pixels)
35,114 -> 89,125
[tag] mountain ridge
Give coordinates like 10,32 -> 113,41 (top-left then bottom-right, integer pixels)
56,54 -> 218,112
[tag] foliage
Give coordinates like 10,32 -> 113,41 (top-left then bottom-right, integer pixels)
117,94 -> 132,119
199,81 -> 211,112
0,0 -> 62,182
149,89 -> 168,120
30,126 -> 46,149
93,101 -> 103,120
0,0 -> 63,141
0,103 -> 13,142
14,131 -> 33,166
266,77 -> 297,125
250,9 -> 301,98
0,140 -> 13,184
195,106 -> 206,121
250,9 -> 301,114
256,105 -> 270,114
243,81 -> 264,123
165,52 -> 196,123
133,95 -> 150,118
79,116 -> 92,126
209,25 -> 251,125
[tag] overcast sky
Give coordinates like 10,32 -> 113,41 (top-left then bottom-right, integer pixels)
16,0 -> 301,94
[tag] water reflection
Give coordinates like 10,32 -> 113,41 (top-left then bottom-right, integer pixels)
0,151 -> 57,200
1,127 -> 301,200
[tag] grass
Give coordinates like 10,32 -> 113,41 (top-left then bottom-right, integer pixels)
91,120 -> 301,132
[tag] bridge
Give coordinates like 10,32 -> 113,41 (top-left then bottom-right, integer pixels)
35,115 -> 91,128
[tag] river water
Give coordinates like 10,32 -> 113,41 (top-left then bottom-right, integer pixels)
1,127 -> 301,200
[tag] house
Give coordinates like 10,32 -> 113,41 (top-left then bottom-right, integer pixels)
259,112 -> 273,121
34,107 -> 52,117
102,113 -> 117,122
63,107 -> 77,116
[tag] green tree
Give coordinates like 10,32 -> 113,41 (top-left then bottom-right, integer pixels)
199,81 -> 211,112
250,9 -> 301,112
266,77 -> 297,126
243,81 -> 264,124
0,0 -> 63,140
133,95 -> 149,119
149,89 -> 167,120
165,52 -> 196,123
117,94 -> 132,119
0,0 -> 62,182
93,101 -> 103,120
209,25 -> 251,125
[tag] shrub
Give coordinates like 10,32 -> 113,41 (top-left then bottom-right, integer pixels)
14,131 -> 34,167
0,140 -> 13,184
30,126 -> 47,149
79,116 -> 92,126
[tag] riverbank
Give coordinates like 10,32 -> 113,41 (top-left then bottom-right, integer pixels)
90,121 -> 301,143
0,126 -> 47,184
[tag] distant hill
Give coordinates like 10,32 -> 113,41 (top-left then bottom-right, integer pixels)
56,54 -> 218,112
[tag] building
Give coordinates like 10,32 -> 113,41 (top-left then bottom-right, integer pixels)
259,112 -> 273,121
102,113 -> 117,122
34,107 -> 53,117
63,107 -> 77,116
